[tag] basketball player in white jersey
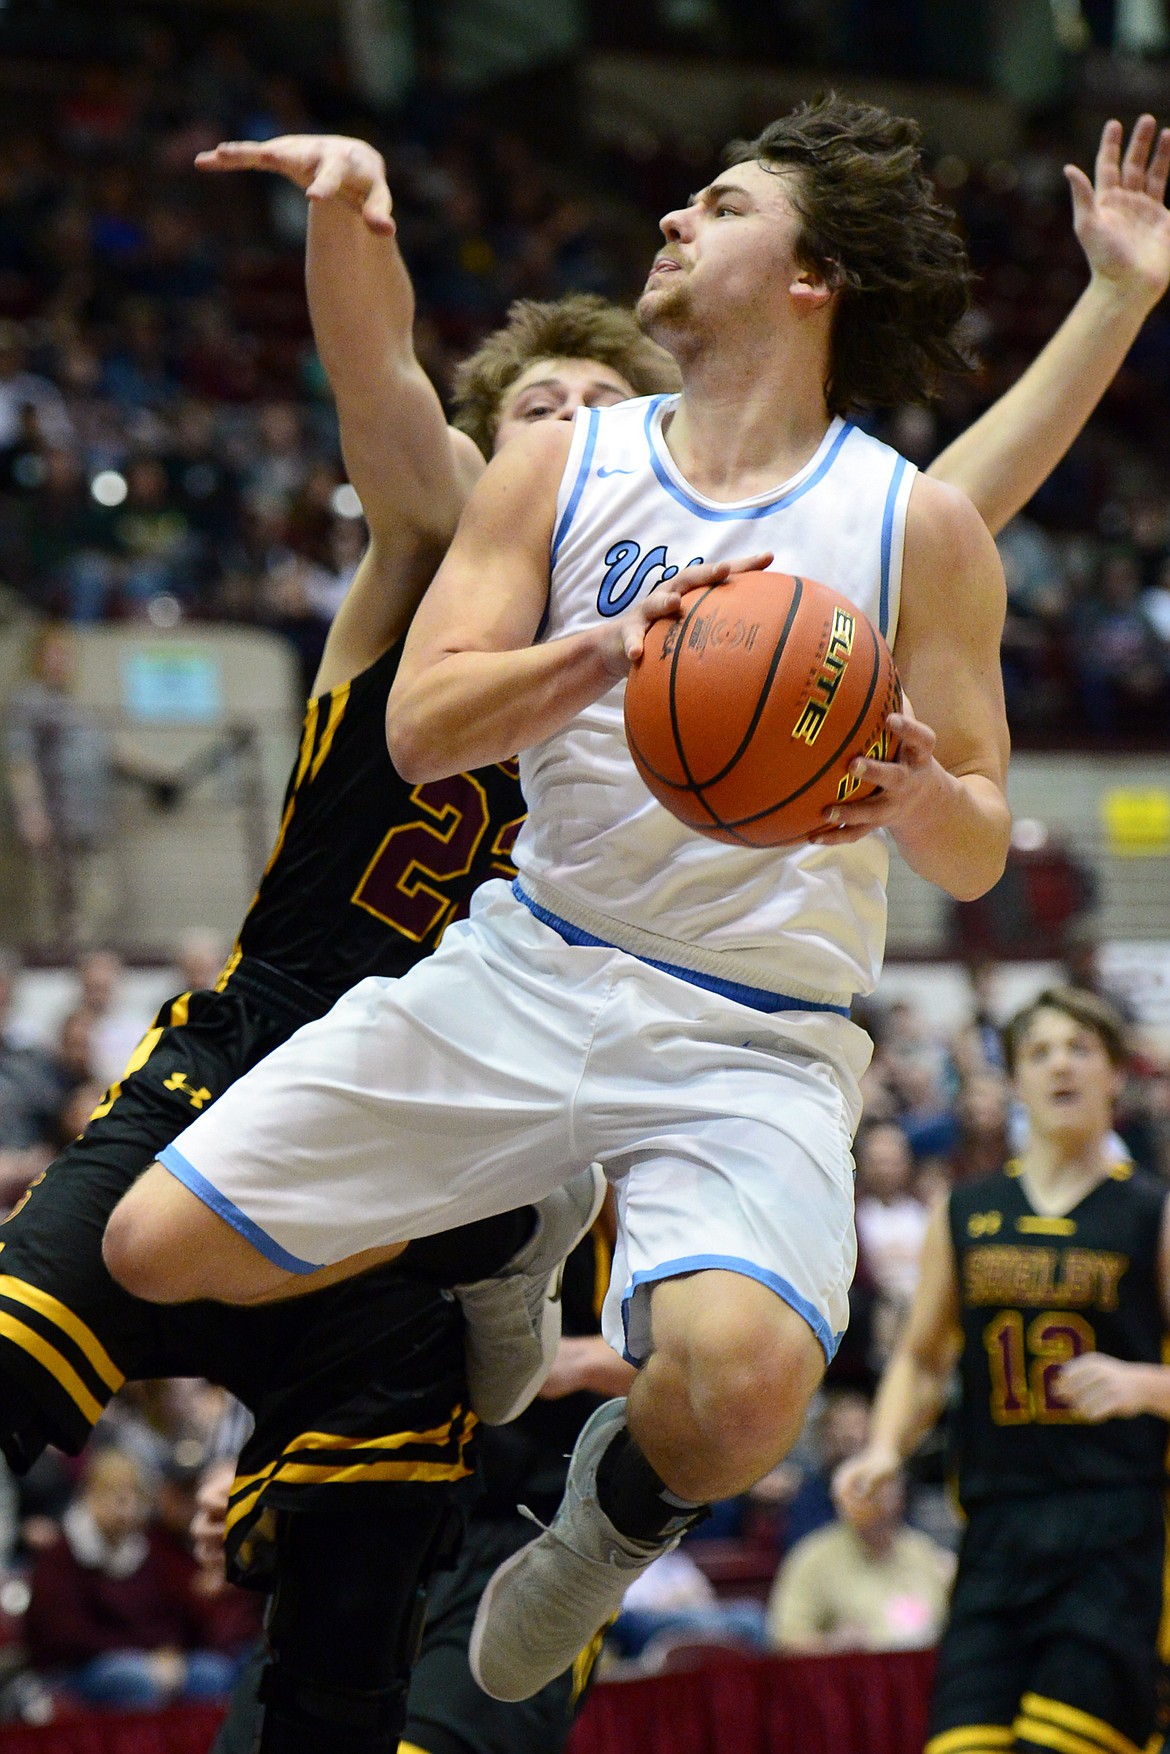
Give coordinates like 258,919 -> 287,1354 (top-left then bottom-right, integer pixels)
103,100 -> 1170,1700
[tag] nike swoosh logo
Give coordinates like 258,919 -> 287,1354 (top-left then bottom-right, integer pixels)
597,466 -> 634,478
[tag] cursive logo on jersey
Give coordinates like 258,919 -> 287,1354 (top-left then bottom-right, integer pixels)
596,540 -> 705,618
597,465 -> 634,479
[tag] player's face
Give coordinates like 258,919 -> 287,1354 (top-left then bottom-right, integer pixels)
1012,1008 -> 1124,1145
638,159 -> 812,348
492,357 -> 634,455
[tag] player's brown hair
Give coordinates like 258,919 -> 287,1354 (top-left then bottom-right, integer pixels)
1002,986 -> 1129,1075
452,294 -> 680,458
724,94 -> 974,415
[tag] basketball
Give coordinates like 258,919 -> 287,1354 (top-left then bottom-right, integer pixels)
623,571 -> 902,847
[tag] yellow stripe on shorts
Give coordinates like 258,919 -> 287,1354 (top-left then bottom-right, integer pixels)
0,1311 -> 104,1426
925,1728 -> 1015,1754
0,1276 -> 123,1391
1020,1694 -> 1145,1754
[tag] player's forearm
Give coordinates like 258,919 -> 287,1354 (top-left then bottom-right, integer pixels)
387,633 -> 618,783
929,276 -> 1151,537
890,767 -> 1010,900
307,197 -> 415,388
306,200 -> 417,519
868,1346 -> 951,1463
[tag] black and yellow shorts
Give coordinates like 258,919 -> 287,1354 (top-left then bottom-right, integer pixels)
0,974 -> 475,1587
927,1488 -> 1170,1754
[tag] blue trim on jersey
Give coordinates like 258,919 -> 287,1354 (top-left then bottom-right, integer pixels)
644,400 -> 854,522
157,1144 -> 321,1275
512,880 -> 850,1015
550,406 -> 601,566
621,1254 -> 840,1363
878,454 -> 908,640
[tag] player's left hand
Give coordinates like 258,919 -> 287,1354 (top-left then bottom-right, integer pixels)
1067,115 -> 1170,311
1055,1351 -> 1150,1421
808,702 -> 940,844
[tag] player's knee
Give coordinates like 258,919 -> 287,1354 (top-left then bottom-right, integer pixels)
661,1282 -> 824,1460
102,1166 -> 215,1303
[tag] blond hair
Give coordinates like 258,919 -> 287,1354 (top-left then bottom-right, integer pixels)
452,294 -> 679,458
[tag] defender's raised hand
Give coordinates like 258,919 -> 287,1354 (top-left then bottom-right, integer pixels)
196,134 -> 395,236
1066,114 -> 1170,310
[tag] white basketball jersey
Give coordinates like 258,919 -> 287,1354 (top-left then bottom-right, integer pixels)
513,393 -> 917,1005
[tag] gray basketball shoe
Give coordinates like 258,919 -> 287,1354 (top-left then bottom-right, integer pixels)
469,1397 -> 690,1700
454,1163 -> 606,1426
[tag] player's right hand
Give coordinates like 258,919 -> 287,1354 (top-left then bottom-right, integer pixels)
195,135 -> 395,236
831,1443 -> 902,1518
614,551 -> 774,672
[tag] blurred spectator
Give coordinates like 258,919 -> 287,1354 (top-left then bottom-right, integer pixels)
609,1547 -> 767,1659
0,1005 -> 95,1203
105,454 -> 199,614
75,949 -> 141,1084
766,1472 -> 953,1655
945,1071 -> 1011,1184
2,444 -> 120,620
950,962 -> 1006,1079
4,626 -> 115,947
996,515 -> 1070,725
0,324 -> 72,454
173,927 -> 229,994
1072,547 -> 1170,735
261,509 -> 365,690
151,1454 -> 261,1657
24,1448 -> 241,1710
855,1121 -> 930,1304
775,1388 -> 874,1552
96,1379 -> 230,1489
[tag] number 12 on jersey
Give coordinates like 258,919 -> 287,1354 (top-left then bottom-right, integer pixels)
984,1309 -> 1096,1424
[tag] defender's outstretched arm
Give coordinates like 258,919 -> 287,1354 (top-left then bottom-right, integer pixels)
929,115 -> 1170,535
197,135 -> 483,690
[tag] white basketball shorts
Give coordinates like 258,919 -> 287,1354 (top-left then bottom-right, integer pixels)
160,882 -> 871,1363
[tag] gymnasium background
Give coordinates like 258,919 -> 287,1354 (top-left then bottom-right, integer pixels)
0,2 -> 1167,1748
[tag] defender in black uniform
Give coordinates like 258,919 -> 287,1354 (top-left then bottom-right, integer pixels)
836,988 -> 1170,1754
0,156 -> 676,1748
213,1220 -> 629,1754
0,636 -> 525,1500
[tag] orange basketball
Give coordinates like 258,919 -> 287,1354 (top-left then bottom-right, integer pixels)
623,571 -> 901,847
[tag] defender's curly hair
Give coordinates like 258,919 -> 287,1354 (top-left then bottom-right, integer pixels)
725,95 -> 975,414
452,294 -> 680,458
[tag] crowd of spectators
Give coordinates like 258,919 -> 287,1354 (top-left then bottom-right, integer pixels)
0,19 -> 1165,737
